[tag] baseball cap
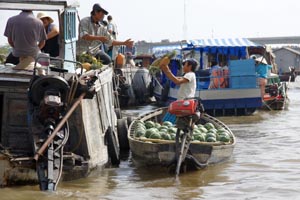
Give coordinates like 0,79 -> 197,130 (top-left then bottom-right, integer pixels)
92,3 -> 108,15
183,58 -> 199,68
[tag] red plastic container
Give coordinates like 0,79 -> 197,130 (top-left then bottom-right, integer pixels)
168,99 -> 197,117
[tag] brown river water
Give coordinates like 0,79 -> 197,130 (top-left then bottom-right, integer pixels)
1,81 -> 300,200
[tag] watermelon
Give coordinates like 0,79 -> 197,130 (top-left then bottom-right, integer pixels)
145,128 -> 159,138
159,126 -> 169,132
206,132 -> 217,140
198,127 -> 208,133
219,134 -> 230,142
145,121 -> 156,129
193,133 -> 205,141
170,133 -> 176,140
167,127 -> 177,134
206,137 -> 217,142
193,129 -> 201,134
163,121 -> 173,127
204,122 -> 215,130
149,132 -> 162,139
155,122 -> 161,129
134,129 -> 146,138
161,132 -> 172,140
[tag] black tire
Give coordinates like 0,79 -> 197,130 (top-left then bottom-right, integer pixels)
117,118 -> 129,150
115,108 -> 122,119
126,116 -> 134,127
106,127 -> 120,166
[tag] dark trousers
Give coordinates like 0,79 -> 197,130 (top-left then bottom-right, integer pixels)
95,50 -> 112,65
5,52 -> 19,65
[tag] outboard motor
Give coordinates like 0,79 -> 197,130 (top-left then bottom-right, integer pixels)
29,75 -> 70,191
168,98 -> 205,175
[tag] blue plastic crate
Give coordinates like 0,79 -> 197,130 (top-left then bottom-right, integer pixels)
162,112 -> 177,124
229,75 -> 257,88
229,59 -> 256,76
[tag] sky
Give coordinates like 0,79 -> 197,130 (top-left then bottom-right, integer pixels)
0,0 -> 300,45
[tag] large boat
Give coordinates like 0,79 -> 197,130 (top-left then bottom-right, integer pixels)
152,38 -> 280,116
0,0 -> 127,191
128,105 -> 235,174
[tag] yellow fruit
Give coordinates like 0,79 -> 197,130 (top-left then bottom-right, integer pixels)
82,62 -> 91,71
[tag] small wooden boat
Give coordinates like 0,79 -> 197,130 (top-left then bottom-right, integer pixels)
262,74 -> 289,110
128,107 -> 236,173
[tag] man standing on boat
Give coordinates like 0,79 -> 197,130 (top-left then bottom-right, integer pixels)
159,57 -> 197,100
4,10 -> 47,69
77,3 -> 134,65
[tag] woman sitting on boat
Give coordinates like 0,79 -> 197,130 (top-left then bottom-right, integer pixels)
159,57 -> 197,100
255,56 -> 272,100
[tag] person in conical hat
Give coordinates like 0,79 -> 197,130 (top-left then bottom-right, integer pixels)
37,12 -> 60,57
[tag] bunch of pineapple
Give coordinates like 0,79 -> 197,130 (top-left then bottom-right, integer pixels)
149,50 -> 176,75
77,53 -> 103,71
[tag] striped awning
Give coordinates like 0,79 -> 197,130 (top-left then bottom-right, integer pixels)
186,38 -> 262,48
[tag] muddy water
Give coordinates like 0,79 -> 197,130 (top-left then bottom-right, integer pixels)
1,82 -> 300,200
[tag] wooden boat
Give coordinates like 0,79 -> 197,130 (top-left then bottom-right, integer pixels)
262,73 -> 288,110
128,107 -> 236,172
0,0 -> 128,191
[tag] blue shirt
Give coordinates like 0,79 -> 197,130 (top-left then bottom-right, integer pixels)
256,64 -> 272,78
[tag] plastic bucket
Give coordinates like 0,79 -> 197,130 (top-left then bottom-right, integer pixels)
37,53 -> 50,66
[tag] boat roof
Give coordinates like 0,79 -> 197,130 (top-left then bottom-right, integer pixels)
185,38 -> 263,49
0,0 -> 78,11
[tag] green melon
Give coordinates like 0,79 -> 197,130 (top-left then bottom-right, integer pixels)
206,132 -> 217,140
193,129 -> 201,134
159,126 -> 168,131
161,132 -> 172,140
204,122 -> 215,130
197,124 -> 204,129
149,132 -> 161,139
219,134 -> 230,142
155,122 -> 161,129
198,127 -> 208,133
193,133 -> 205,141
145,128 -> 159,138
170,133 -> 176,140
145,121 -> 156,129
162,121 -> 173,127
134,129 -> 146,138
167,127 -> 177,134
206,137 -> 217,142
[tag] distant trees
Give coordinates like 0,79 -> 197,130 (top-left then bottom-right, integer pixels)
0,44 -> 10,64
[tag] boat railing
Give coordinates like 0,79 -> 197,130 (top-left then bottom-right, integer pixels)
195,73 -> 259,90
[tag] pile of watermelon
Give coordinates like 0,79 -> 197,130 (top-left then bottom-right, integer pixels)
133,120 -> 231,143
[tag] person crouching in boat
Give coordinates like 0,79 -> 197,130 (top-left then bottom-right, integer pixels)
159,57 -> 197,100
255,56 -> 272,100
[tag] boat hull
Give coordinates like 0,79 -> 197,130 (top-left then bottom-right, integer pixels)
0,65 -> 117,186
128,108 -> 235,169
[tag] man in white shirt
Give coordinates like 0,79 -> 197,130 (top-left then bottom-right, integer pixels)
160,58 -> 197,100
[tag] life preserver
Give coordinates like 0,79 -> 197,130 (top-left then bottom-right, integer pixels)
209,69 -> 229,89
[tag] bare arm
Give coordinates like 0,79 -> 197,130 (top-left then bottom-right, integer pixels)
112,39 -> 133,47
7,38 -> 14,47
47,25 -> 59,39
161,66 -> 189,85
38,40 -> 46,49
82,34 -> 109,43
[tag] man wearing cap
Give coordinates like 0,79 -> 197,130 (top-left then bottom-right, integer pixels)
37,12 -> 60,57
77,3 -> 134,65
255,56 -> 272,99
159,57 -> 197,100
4,10 -> 47,68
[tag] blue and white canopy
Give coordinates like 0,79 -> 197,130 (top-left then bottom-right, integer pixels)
185,38 -> 262,48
